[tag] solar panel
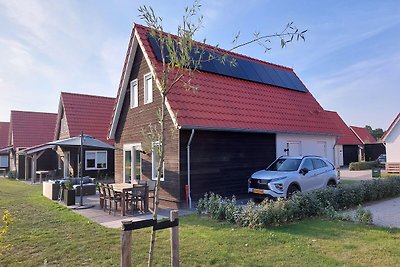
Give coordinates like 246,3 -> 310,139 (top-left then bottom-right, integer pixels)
147,34 -> 306,92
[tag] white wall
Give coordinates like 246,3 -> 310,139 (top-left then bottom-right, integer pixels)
276,133 -> 336,164
386,121 -> 400,162
334,144 -> 344,167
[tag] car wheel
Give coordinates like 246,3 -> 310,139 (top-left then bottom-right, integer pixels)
327,180 -> 337,187
287,184 -> 300,197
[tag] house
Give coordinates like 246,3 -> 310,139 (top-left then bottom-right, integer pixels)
325,111 -> 362,166
53,92 -> 115,178
350,125 -> 385,161
382,112 -> 400,163
8,111 -> 57,179
0,122 -> 10,174
108,24 -> 339,207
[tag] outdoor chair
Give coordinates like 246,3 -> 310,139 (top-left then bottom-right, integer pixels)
129,186 -> 146,214
101,183 -> 109,212
108,185 -> 122,216
98,183 -> 104,209
146,180 -> 156,210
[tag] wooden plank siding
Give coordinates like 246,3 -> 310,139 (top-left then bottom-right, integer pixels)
179,130 -> 276,200
114,47 -> 181,207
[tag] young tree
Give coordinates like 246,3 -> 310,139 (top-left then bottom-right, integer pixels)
138,1 -> 306,266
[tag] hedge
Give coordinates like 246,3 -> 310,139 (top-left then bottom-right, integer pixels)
349,161 -> 379,171
197,177 -> 400,228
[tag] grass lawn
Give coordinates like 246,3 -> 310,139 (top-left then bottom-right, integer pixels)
1,178 -> 400,266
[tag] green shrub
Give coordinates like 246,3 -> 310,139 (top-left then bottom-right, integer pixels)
354,205 -> 373,224
197,177 -> 400,228
349,161 -> 379,170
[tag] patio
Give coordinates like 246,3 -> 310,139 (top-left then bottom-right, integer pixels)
63,192 -> 194,228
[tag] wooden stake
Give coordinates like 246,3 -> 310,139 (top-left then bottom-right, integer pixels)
170,210 -> 179,267
121,221 -> 132,267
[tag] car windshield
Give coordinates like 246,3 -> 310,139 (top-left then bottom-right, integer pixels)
266,158 -> 302,172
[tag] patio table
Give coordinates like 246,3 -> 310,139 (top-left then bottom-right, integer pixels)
110,183 -> 149,216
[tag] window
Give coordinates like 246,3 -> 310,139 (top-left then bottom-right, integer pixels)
130,79 -> 138,108
152,142 -> 164,181
267,158 -> 301,172
0,155 -> 8,168
123,144 -> 142,184
85,151 -> 107,170
301,159 -> 314,171
312,158 -> 327,169
144,73 -> 153,104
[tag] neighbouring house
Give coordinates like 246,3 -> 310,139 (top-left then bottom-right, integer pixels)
0,122 -> 10,174
8,111 -> 57,179
382,112 -> 400,164
52,92 -> 115,178
325,111 -> 362,166
108,24 -> 339,208
350,125 -> 385,161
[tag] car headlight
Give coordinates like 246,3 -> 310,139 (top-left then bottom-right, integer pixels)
274,183 -> 284,191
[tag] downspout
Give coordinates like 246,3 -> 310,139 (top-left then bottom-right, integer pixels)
187,129 -> 195,209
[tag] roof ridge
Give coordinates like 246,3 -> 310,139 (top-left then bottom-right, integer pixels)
134,23 -> 294,72
11,110 -> 57,115
61,91 -> 116,100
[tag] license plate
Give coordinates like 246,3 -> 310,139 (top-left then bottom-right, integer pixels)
253,189 -> 264,194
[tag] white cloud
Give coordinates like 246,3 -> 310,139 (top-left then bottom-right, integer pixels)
308,53 -> 400,128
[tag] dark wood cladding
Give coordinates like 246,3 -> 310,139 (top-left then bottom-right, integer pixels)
343,145 -> 358,165
179,130 -> 276,200
114,47 -> 180,205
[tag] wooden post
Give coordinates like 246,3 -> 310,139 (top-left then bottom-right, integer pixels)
24,155 -> 28,181
170,210 -> 179,267
31,154 -> 37,184
121,221 -> 132,267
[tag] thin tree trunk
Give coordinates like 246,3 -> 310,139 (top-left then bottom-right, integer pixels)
148,94 -> 166,267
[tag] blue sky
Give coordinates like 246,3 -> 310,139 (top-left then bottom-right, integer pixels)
0,0 -> 399,129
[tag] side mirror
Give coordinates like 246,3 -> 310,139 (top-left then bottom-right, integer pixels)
299,168 -> 309,175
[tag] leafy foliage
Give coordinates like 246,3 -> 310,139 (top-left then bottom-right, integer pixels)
197,177 -> 400,228
349,161 -> 379,170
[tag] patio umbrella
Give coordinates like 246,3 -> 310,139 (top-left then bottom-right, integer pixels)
49,133 -> 115,208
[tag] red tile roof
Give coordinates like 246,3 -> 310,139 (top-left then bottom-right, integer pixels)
325,111 -> 361,145
110,24 -> 339,136
58,92 -> 115,144
0,122 -> 10,149
350,126 -> 376,144
10,111 -> 57,149
382,112 -> 400,141
139,25 -> 338,135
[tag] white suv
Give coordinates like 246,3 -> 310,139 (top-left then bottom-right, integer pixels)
248,156 -> 339,200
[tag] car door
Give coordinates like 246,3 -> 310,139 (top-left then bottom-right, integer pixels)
311,158 -> 330,189
299,158 -> 317,191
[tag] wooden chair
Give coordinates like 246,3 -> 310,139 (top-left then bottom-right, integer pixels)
146,180 -> 156,210
108,185 -> 122,216
101,183 -> 109,212
98,183 -> 104,209
130,186 -> 146,214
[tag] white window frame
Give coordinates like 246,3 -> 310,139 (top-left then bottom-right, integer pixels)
0,155 -> 8,168
130,79 -> 138,108
85,150 -> 107,170
151,142 -> 164,181
144,73 -> 153,104
123,143 -> 142,184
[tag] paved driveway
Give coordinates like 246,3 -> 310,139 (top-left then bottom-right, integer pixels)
340,169 -> 374,181
360,197 -> 400,228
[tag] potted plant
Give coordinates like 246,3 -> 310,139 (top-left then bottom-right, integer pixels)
63,181 -> 75,206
